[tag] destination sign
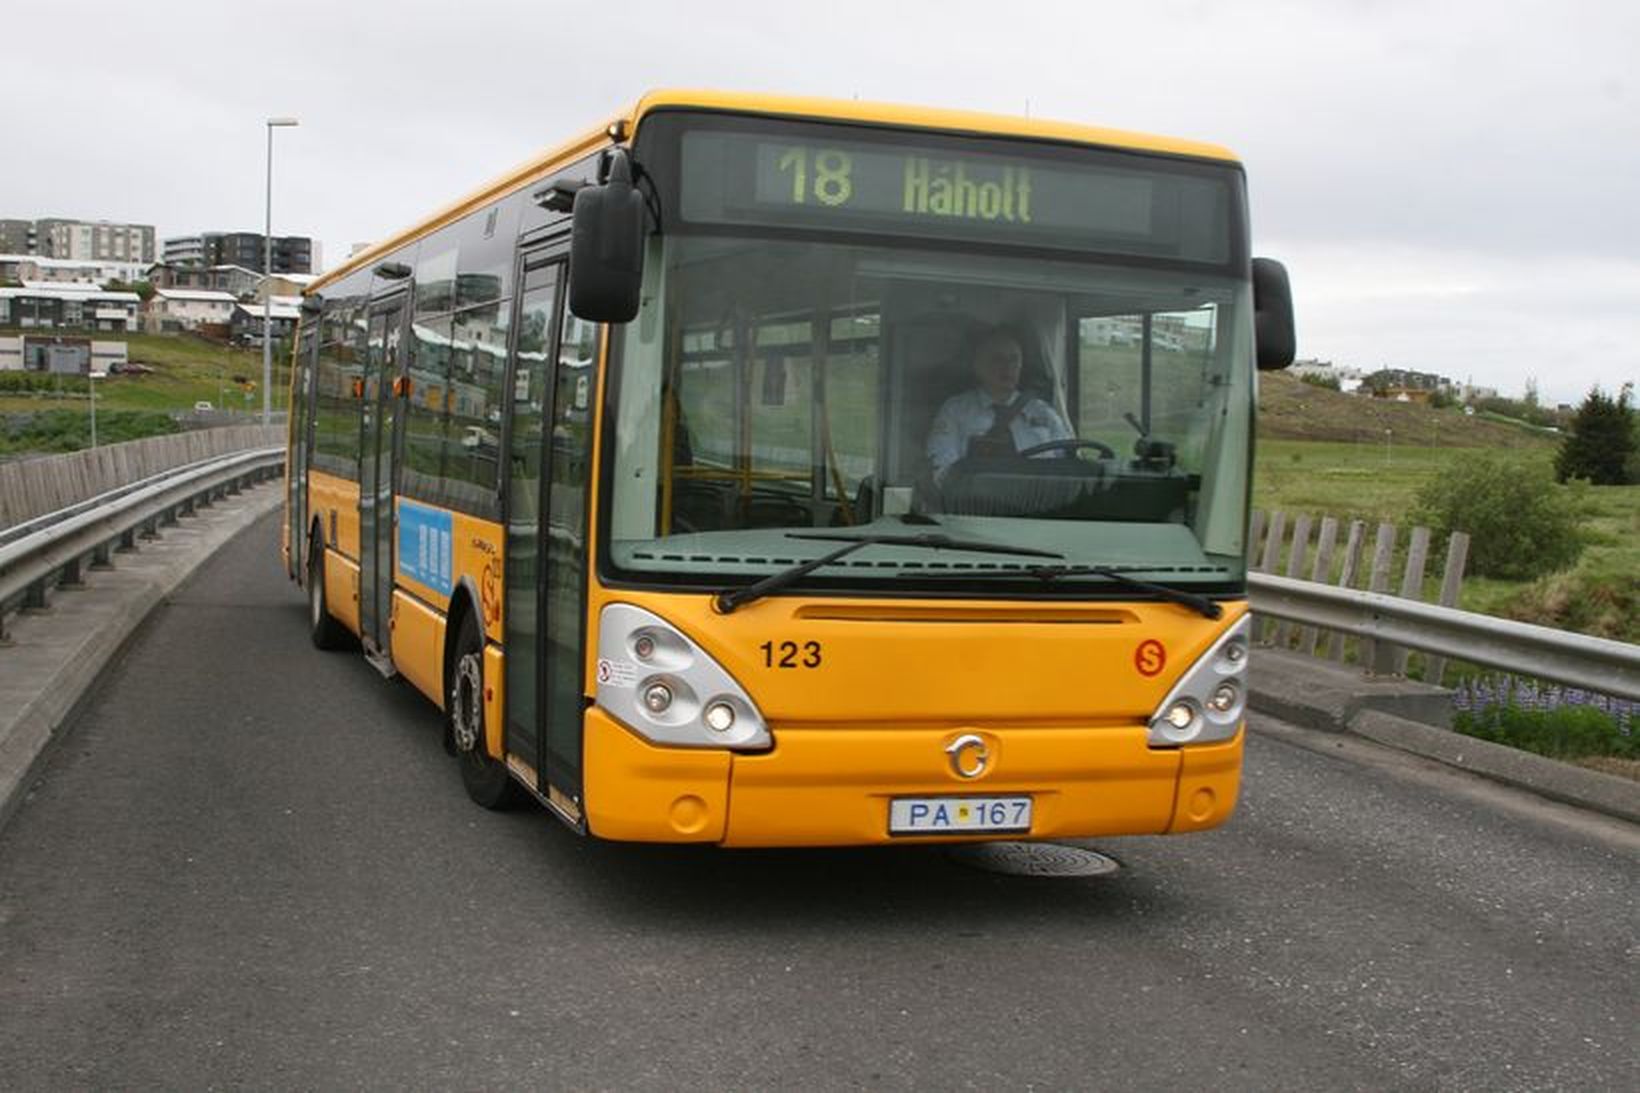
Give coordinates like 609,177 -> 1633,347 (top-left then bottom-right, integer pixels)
678,128 -> 1233,264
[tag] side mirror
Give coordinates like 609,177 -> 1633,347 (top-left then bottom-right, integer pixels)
1252,257 -> 1296,370
569,149 -> 646,323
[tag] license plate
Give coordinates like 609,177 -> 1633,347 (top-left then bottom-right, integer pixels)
889,796 -> 1032,835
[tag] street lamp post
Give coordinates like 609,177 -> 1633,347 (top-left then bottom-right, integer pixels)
263,116 -> 299,426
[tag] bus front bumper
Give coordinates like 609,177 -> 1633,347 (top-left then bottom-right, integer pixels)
582,708 -> 1242,847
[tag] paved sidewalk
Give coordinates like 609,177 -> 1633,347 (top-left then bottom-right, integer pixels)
1250,646 -> 1640,824
0,482 -> 283,830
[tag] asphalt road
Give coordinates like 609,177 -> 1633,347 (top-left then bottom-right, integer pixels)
1,512 -> 1635,1090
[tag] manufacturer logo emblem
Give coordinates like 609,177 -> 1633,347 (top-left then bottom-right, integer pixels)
945,733 -> 990,779
1135,639 -> 1167,677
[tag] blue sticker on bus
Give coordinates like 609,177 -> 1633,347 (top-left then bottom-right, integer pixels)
398,501 -> 453,596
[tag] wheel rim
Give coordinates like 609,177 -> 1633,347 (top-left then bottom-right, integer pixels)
451,652 -> 483,755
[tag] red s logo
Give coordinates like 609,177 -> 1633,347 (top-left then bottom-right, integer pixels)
1135,639 -> 1166,677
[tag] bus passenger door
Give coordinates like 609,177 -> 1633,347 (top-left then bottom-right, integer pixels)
502,249 -> 593,815
357,294 -> 408,662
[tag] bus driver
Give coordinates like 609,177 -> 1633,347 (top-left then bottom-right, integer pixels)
926,325 -> 1073,482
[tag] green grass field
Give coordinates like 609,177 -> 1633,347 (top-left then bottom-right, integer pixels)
1253,437 -> 1638,640
0,331 -> 291,418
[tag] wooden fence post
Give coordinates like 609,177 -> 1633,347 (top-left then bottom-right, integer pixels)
1324,520 -> 1367,661
1298,516 -> 1340,656
1422,531 -> 1471,686
1257,510 -> 1285,575
1272,514 -> 1312,648
1388,526 -> 1432,676
1361,522 -> 1397,672
1255,511 -> 1286,644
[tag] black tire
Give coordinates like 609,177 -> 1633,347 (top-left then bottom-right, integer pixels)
307,533 -> 348,650
449,611 -> 527,810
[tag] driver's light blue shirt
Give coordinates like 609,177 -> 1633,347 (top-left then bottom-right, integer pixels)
927,389 -> 1073,480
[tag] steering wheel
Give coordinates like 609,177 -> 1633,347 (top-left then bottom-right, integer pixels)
1017,438 -> 1116,460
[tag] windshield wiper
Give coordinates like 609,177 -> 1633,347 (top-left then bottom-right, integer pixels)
713,533 -> 1064,614
1014,565 -> 1223,618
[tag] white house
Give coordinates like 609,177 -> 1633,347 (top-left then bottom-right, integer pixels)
147,288 -> 238,332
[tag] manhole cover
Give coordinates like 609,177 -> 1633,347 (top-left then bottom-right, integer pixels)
946,841 -> 1121,878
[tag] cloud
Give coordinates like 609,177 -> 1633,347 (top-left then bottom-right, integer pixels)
3,0 -> 1634,403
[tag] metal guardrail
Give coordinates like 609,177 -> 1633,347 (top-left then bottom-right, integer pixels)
0,450 -> 275,550
4,460 -> 1632,703
0,447 -> 284,642
1248,572 -> 1640,701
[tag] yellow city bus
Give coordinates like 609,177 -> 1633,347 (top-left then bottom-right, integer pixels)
282,90 -> 1294,846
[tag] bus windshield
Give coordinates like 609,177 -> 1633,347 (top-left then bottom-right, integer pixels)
603,119 -> 1255,596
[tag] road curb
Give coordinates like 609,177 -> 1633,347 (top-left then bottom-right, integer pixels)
0,484 -> 283,834
1249,652 -> 1639,825
1348,709 -> 1640,825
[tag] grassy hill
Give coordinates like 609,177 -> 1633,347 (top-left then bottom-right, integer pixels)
1257,371 -> 1555,449
0,331 -> 287,418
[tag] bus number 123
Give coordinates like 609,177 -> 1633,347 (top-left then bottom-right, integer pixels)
761,640 -> 822,668
776,147 -> 854,207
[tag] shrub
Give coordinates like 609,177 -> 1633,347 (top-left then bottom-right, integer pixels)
1453,677 -> 1635,759
1412,455 -> 1585,579
1503,571 -> 1639,643
1299,371 -> 1341,391
1555,383 -> 1636,485
0,372 -> 87,395
0,409 -> 178,454
1456,704 -> 1634,760
1472,394 -> 1558,429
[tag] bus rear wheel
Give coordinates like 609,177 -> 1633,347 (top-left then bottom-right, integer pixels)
449,612 -> 526,810
307,534 -> 347,650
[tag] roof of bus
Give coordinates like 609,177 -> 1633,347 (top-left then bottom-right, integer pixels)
633,89 -> 1241,163
310,89 -> 1240,294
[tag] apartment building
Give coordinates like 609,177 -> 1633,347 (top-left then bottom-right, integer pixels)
30,219 -> 157,263
161,232 -> 316,274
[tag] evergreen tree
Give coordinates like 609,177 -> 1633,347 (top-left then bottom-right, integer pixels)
1555,383 -> 1635,485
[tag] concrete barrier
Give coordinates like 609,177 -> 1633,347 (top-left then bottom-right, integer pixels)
0,425 -> 283,530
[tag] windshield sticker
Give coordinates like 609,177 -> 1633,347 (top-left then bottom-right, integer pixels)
596,658 -> 637,688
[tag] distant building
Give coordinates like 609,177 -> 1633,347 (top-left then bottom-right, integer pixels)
255,272 -> 319,300
1360,367 -> 1461,400
146,287 -> 237,332
209,265 -> 264,298
0,284 -> 141,331
162,232 -> 316,274
0,335 -> 128,375
146,262 -> 264,297
230,296 -> 301,345
0,253 -> 147,286
163,235 -> 206,266
0,219 -> 37,254
14,218 -> 157,263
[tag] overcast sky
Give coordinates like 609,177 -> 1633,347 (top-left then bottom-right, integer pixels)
6,0 -> 1635,404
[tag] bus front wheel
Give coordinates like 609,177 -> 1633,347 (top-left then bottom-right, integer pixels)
449,612 -> 526,810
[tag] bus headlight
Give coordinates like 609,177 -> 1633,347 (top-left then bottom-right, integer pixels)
1147,616 -> 1250,747
597,604 -> 771,750
642,682 -> 674,713
703,701 -> 737,733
